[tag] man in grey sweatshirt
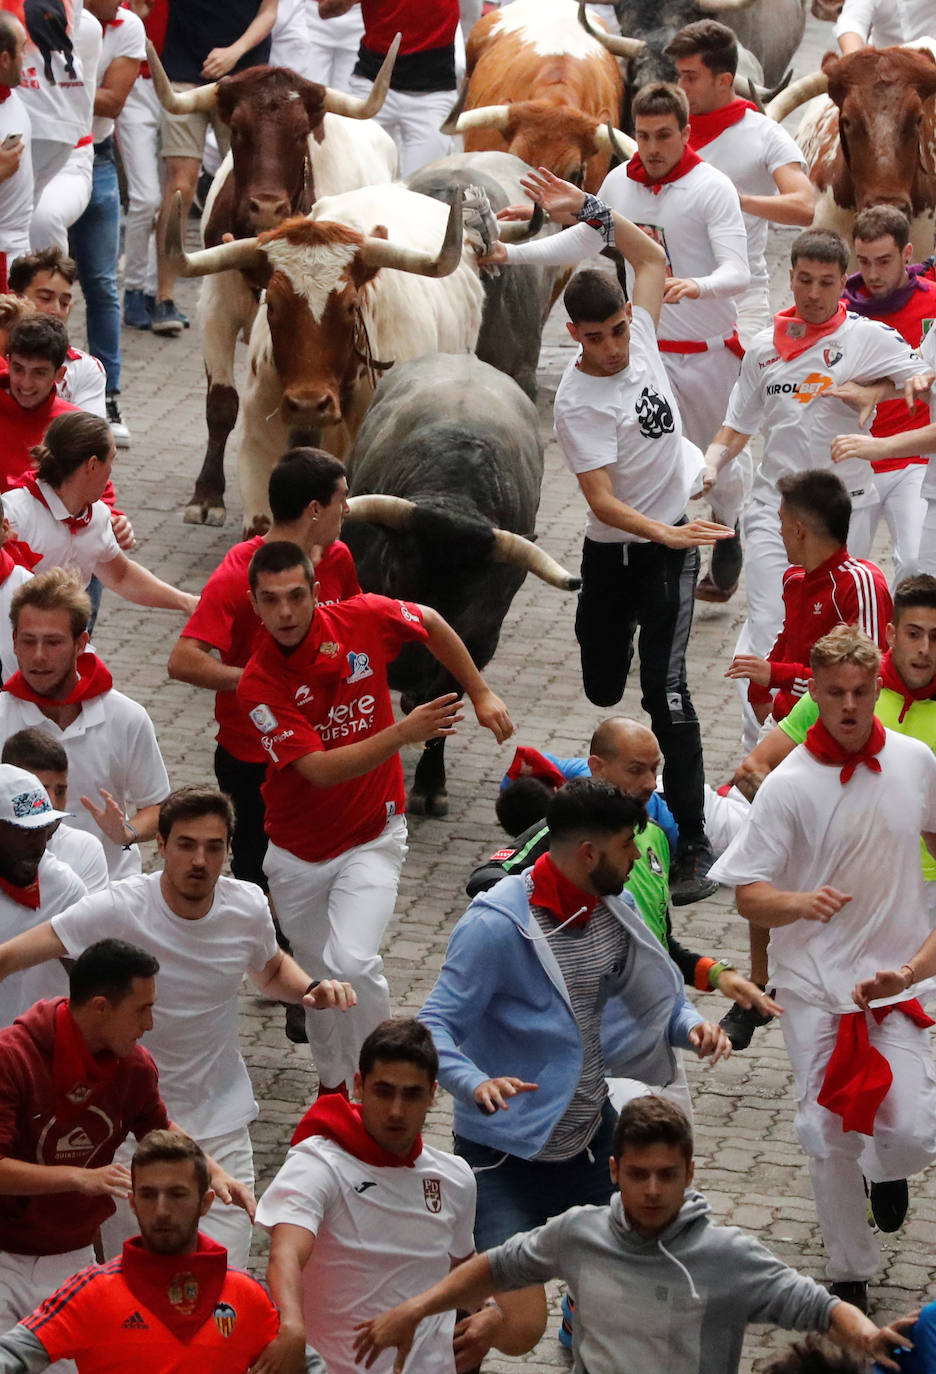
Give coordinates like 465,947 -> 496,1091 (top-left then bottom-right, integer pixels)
353,1097 -> 914,1374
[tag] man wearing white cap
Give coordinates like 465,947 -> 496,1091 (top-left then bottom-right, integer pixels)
0,764 -> 85,1029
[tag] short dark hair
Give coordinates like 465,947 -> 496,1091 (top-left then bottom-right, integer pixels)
157,786 -> 235,844
495,777 -> 555,837
9,245 -> 77,293
31,411 -> 113,488
6,314 -> 68,368
631,82 -> 689,130
612,1096 -> 693,1163
269,448 -> 346,524
790,229 -> 849,273
893,573 -> 936,622
763,1336 -> 868,1374
359,1018 -> 438,1083
564,268 -> 626,325
663,20 -> 738,77
853,204 -> 911,252
777,471 -> 851,546
69,939 -> 159,1008
248,540 -> 314,594
132,1129 -> 210,1195
1,727 -> 68,775
547,777 -> 646,846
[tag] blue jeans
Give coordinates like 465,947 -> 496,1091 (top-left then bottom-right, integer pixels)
455,1098 -> 617,1251
70,140 -> 120,394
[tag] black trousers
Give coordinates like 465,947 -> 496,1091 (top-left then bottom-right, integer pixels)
575,535 -> 705,841
213,743 -> 269,892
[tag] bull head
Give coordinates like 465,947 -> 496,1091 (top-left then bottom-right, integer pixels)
444,98 -> 635,184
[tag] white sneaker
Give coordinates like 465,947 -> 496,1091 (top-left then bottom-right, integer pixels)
106,395 -> 131,448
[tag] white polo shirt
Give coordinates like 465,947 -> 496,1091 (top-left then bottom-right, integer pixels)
554,305 -> 703,543
2,480 -> 119,587
709,730 -> 936,1013
0,560 -> 31,682
48,821 -> 108,894
52,872 -> 277,1138
59,348 -> 106,417
17,0 -> 90,147
0,687 -> 170,879
0,90 -> 32,258
725,312 -> 923,509
0,850 -> 85,1029
256,1135 -> 476,1374
92,7 -> 145,143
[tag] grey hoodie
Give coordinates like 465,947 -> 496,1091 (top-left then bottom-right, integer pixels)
488,1189 -> 837,1374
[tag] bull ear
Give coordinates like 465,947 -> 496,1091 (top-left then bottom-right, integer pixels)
214,78 -> 238,126
300,80 -> 329,128
369,225 -> 390,241
350,225 -> 389,289
821,48 -> 849,108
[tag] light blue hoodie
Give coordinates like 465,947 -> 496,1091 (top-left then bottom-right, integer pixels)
419,873 -> 705,1158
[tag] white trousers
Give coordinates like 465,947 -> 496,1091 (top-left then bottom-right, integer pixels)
30,144 -> 93,253
305,3 -> 364,90
31,139 -> 73,203
265,814 -> 408,1088
0,1244 -> 94,1372
347,77 -> 453,178
661,346 -> 752,527
271,1 -> 313,76
98,1124 -> 255,1268
780,989 -> 936,1281
116,78 -> 161,295
852,464 -> 926,586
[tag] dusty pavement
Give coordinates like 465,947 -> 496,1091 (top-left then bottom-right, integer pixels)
74,8 -> 936,1369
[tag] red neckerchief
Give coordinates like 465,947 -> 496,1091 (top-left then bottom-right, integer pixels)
529,852 -> 598,929
773,303 -> 847,362
0,542 -> 40,580
818,1001 -> 935,1135
4,651 -> 113,705
291,1093 -> 423,1167
20,474 -> 93,535
0,872 -> 39,909
0,85 -> 12,103
505,746 -> 566,790
121,1235 -> 228,1344
880,648 -> 936,723
626,145 -> 702,195
52,999 -> 120,1125
804,715 -> 886,784
687,98 -> 758,150
102,14 -> 123,26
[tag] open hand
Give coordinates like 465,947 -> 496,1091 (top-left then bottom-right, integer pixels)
473,1077 -> 538,1114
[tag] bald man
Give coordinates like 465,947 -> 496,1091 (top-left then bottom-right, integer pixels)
468,719 -> 775,1019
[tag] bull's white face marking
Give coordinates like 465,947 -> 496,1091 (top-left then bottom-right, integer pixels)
262,235 -> 359,321
493,0 -> 605,59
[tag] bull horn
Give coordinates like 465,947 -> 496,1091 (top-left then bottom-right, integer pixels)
146,41 -> 219,114
594,122 -> 637,159
765,70 -> 828,123
492,530 -> 580,590
345,494 -> 416,527
697,0 -> 757,10
496,204 -> 545,242
321,32 -> 400,118
440,78 -> 470,135
737,76 -> 765,113
577,3 -> 646,57
444,103 -> 512,136
359,189 -> 464,277
163,192 -> 264,277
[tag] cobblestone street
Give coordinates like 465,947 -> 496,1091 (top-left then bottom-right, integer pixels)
70,8 -> 936,1368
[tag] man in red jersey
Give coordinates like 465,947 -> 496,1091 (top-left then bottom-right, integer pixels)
237,540 -> 513,1096
841,204 -> 936,583
0,315 -> 75,493
0,1130 -> 327,1373
169,449 -> 359,895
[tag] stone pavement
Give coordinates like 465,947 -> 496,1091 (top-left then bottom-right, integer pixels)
73,8 -> 936,1369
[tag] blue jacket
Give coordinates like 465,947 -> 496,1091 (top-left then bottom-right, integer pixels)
419,874 -> 705,1159
875,1301 -> 936,1373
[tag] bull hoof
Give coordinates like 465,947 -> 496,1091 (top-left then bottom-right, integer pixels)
183,503 -> 227,526
243,514 -> 272,538
407,789 -> 448,819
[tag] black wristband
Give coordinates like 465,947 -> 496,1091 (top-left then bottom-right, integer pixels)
304,980 -> 320,995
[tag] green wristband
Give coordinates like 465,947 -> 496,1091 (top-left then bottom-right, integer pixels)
708,960 -> 735,990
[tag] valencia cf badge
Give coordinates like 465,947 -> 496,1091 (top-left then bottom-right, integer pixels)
423,1178 -> 442,1213
213,1302 -> 237,1337
168,1272 -> 199,1316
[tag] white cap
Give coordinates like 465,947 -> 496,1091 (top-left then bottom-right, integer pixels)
0,765 -> 70,829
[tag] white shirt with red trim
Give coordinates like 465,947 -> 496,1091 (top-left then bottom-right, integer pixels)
709,730 -> 936,1012
15,0 -> 92,147
93,7 -> 144,143
0,89 -> 32,258
0,851 -> 85,1029
915,327 -> 936,501
59,348 -> 106,417
0,557 -> 31,681
256,1134 -> 475,1374
2,479 -> 118,586
725,312 -> 923,510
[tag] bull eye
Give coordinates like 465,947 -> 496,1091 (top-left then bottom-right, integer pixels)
840,116 -> 851,133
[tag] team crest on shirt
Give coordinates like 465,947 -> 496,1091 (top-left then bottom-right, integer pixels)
635,386 -> 675,439
319,641 -> 340,658
423,1178 -> 442,1213
213,1302 -> 237,1337
167,1272 -> 199,1316
346,650 -> 374,684
823,344 -> 843,367
249,704 -> 278,733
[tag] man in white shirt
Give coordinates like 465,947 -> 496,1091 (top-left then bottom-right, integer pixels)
710,624 -> 936,1312
0,568 -> 171,879
1,727 -> 108,892
257,1017 -> 539,1374
706,227 -> 926,741
837,0 -> 936,52
9,0 -> 87,204
0,763 -> 85,1029
0,493 -> 32,682
0,783 -> 356,1268
0,15 -> 34,288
